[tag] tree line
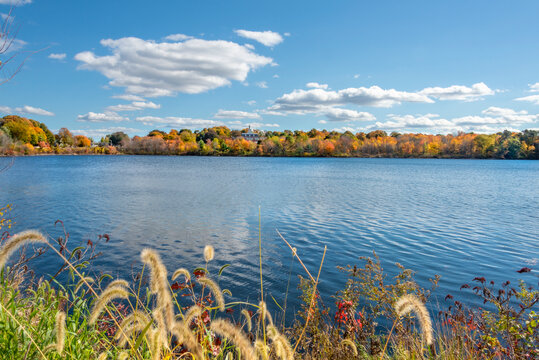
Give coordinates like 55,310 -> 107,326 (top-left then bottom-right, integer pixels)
1,115 -> 538,159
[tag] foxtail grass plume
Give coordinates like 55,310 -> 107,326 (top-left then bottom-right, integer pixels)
148,328 -> 161,360
204,245 -> 215,262
341,339 -> 358,356
394,294 -> 434,345
117,352 -> 129,360
258,301 -> 273,325
267,324 -> 294,360
55,311 -> 66,355
255,339 -> 269,360
115,310 -> 152,346
172,322 -> 204,359
141,249 -> 175,332
210,319 -> 256,360
0,230 -> 47,269
183,305 -> 202,325
89,287 -> 129,325
241,308 -> 252,332
107,279 -> 129,290
171,267 -> 191,282
97,353 -> 107,360
197,277 -> 225,311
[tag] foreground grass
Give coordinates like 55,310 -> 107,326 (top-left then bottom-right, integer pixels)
0,228 -> 536,360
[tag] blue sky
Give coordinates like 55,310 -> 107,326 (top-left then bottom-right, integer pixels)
1,0 -> 539,139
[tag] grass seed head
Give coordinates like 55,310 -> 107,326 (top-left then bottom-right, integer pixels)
210,318 -> 256,360
0,230 -> 47,269
394,294 -> 434,345
204,245 -> 215,262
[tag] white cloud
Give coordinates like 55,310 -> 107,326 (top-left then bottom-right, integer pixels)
16,105 -> 54,116
234,29 -> 284,47
163,33 -> 193,41
214,109 -> 261,119
106,101 -> 160,112
71,126 -> 142,138
0,0 -> 32,5
75,36 -> 274,97
244,43 -> 255,50
246,100 -> 256,106
306,82 -> 329,89
419,82 -> 495,101
77,111 -> 129,122
528,83 -> 539,92
273,74 -> 279,78
0,105 -> 54,116
371,107 -> 538,133
515,94 -> 539,105
111,94 -> 146,101
256,81 -> 268,89
48,53 -> 66,60
135,116 -> 223,128
270,86 -> 433,114
324,107 -> 376,122
353,74 -> 360,79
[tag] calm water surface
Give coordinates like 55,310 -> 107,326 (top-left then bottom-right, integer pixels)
1,156 -> 538,318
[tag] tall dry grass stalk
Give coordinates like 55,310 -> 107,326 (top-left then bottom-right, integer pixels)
198,277 -> 225,312
141,249 -> 175,332
0,230 -> 47,269
210,318 -> 256,360
55,311 -> 66,355
394,294 -> 434,346
74,276 -> 94,294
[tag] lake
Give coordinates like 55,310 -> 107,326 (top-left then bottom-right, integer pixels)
1,156 -> 537,320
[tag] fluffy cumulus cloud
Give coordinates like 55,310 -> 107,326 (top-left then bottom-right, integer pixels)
529,83 -> 539,92
77,111 -> 129,122
111,94 -> 146,101
0,105 -> 54,116
323,107 -> 376,122
269,86 -> 433,114
75,36 -> 274,97
106,101 -> 160,112
419,82 -> 495,101
48,53 -> 66,60
306,82 -> 329,89
214,109 -> 261,119
135,116 -> 223,128
234,30 -> 284,47
70,127 -> 143,138
256,81 -> 268,88
370,107 -> 539,133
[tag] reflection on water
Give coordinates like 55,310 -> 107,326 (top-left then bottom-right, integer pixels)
1,156 -> 538,317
